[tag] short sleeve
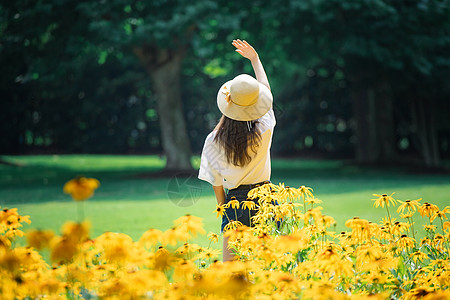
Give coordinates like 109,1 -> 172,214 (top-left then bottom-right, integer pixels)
257,108 -> 276,133
198,133 -> 224,186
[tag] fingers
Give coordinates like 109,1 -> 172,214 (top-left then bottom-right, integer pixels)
242,40 -> 252,48
232,39 -> 247,49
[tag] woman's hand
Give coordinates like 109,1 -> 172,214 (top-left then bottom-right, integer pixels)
232,39 -> 270,90
232,39 -> 258,61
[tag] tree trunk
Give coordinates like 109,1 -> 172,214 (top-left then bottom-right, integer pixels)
374,79 -> 397,162
410,97 -> 440,167
352,78 -> 397,164
134,46 -> 193,171
353,88 -> 377,163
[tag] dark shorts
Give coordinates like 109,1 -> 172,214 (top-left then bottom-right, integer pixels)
221,188 -> 259,232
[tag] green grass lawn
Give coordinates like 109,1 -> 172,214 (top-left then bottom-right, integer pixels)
1,155 -> 449,250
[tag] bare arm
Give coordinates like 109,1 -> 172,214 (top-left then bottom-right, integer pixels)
232,39 -> 270,91
212,185 -> 226,205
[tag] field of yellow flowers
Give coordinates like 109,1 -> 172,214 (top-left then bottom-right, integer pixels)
1,178 -> 449,299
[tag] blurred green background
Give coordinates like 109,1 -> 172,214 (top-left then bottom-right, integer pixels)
1,1 -> 449,245
1,0 -> 449,167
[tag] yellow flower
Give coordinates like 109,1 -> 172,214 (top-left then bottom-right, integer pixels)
175,243 -> 201,258
409,250 -> 428,263
161,226 -> 187,246
320,215 -> 336,228
423,224 -> 437,232
207,232 -> 219,243
397,198 -> 421,214
433,234 -> 445,249
345,217 -> 370,237
214,204 -> 226,218
406,287 -> 435,299
26,229 -> 55,250
372,193 -> 397,208
242,200 -> 257,211
430,206 -> 450,222
391,221 -> 410,235
420,237 -> 431,246
274,230 -> 310,254
197,247 -> 221,261
153,246 -> 177,271
400,212 -> 415,219
297,185 -> 314,199
418,202 -> 439,218
397,234 -> 415,249
139,228 -> 163,248
62,220 -> 90,244
50,235 -> 79,265
228,198 -> 240,209
63,177 -> 100,201
95,231 -> 136,265
173,259 -> 196,282
223,220 -> 244,232
306,197 -> 322,206
443,221 -> 450,232
174,214 -> 205,237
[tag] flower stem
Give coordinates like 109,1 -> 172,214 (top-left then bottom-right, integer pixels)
385,205 -> 393,240
77,201 -> 85,222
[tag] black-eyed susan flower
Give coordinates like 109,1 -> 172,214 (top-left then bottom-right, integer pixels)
63,177 -> 100,201
62,221 -> 90,244
223,220 -> 244,232
397,198 -> 422,214
409,250 -> 428,263
372,193 -> 397,208
174,214 -> 205,237
391,221 -> 410,236
228,197 -> 240,209
423,224 -> 437,232
139,228 -> 163,249
207,232 -> 219,243
400,212 -> 415,219
418,202 -> 439,218
213,204 -> 226,219
161,226 -> 188,246
443,221 -> 450,232
242,199 -> 257,211
95,232 -> 138,265
50,236 -> 79,265
345,217 -> 369,232
433,234 -> 445,250
175,243 -> 201,259
306,197 -> 322,207
173,259 -> 196,282
420,237 -> 431,246
153,246 -> 176,271
297,185 -> 314,199
397,234 -> 415,249
430,206 -> 450,223
26,229 -> 55,250
407,286 -> 435,298
321,215 -> 336,228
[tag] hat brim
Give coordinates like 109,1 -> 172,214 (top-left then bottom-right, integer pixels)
217,80 -> 273,121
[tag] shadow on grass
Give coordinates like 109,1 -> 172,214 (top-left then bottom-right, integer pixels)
1,155 -> 449,206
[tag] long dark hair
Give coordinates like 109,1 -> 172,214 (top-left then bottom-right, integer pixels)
214,115 -> 261,167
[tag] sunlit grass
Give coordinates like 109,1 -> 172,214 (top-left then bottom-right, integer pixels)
1,155 -> 449,245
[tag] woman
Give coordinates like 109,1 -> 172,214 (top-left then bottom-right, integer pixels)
198,39 -> 275,261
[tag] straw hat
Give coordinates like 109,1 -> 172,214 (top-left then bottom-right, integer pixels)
217,74 -> 273,121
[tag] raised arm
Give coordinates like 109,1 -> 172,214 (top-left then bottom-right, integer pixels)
232,39 -> 270,91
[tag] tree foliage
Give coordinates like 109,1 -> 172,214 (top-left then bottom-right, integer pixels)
1,0 -> 449,167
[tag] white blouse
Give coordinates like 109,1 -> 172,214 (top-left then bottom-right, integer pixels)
198,109 -> 276,189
